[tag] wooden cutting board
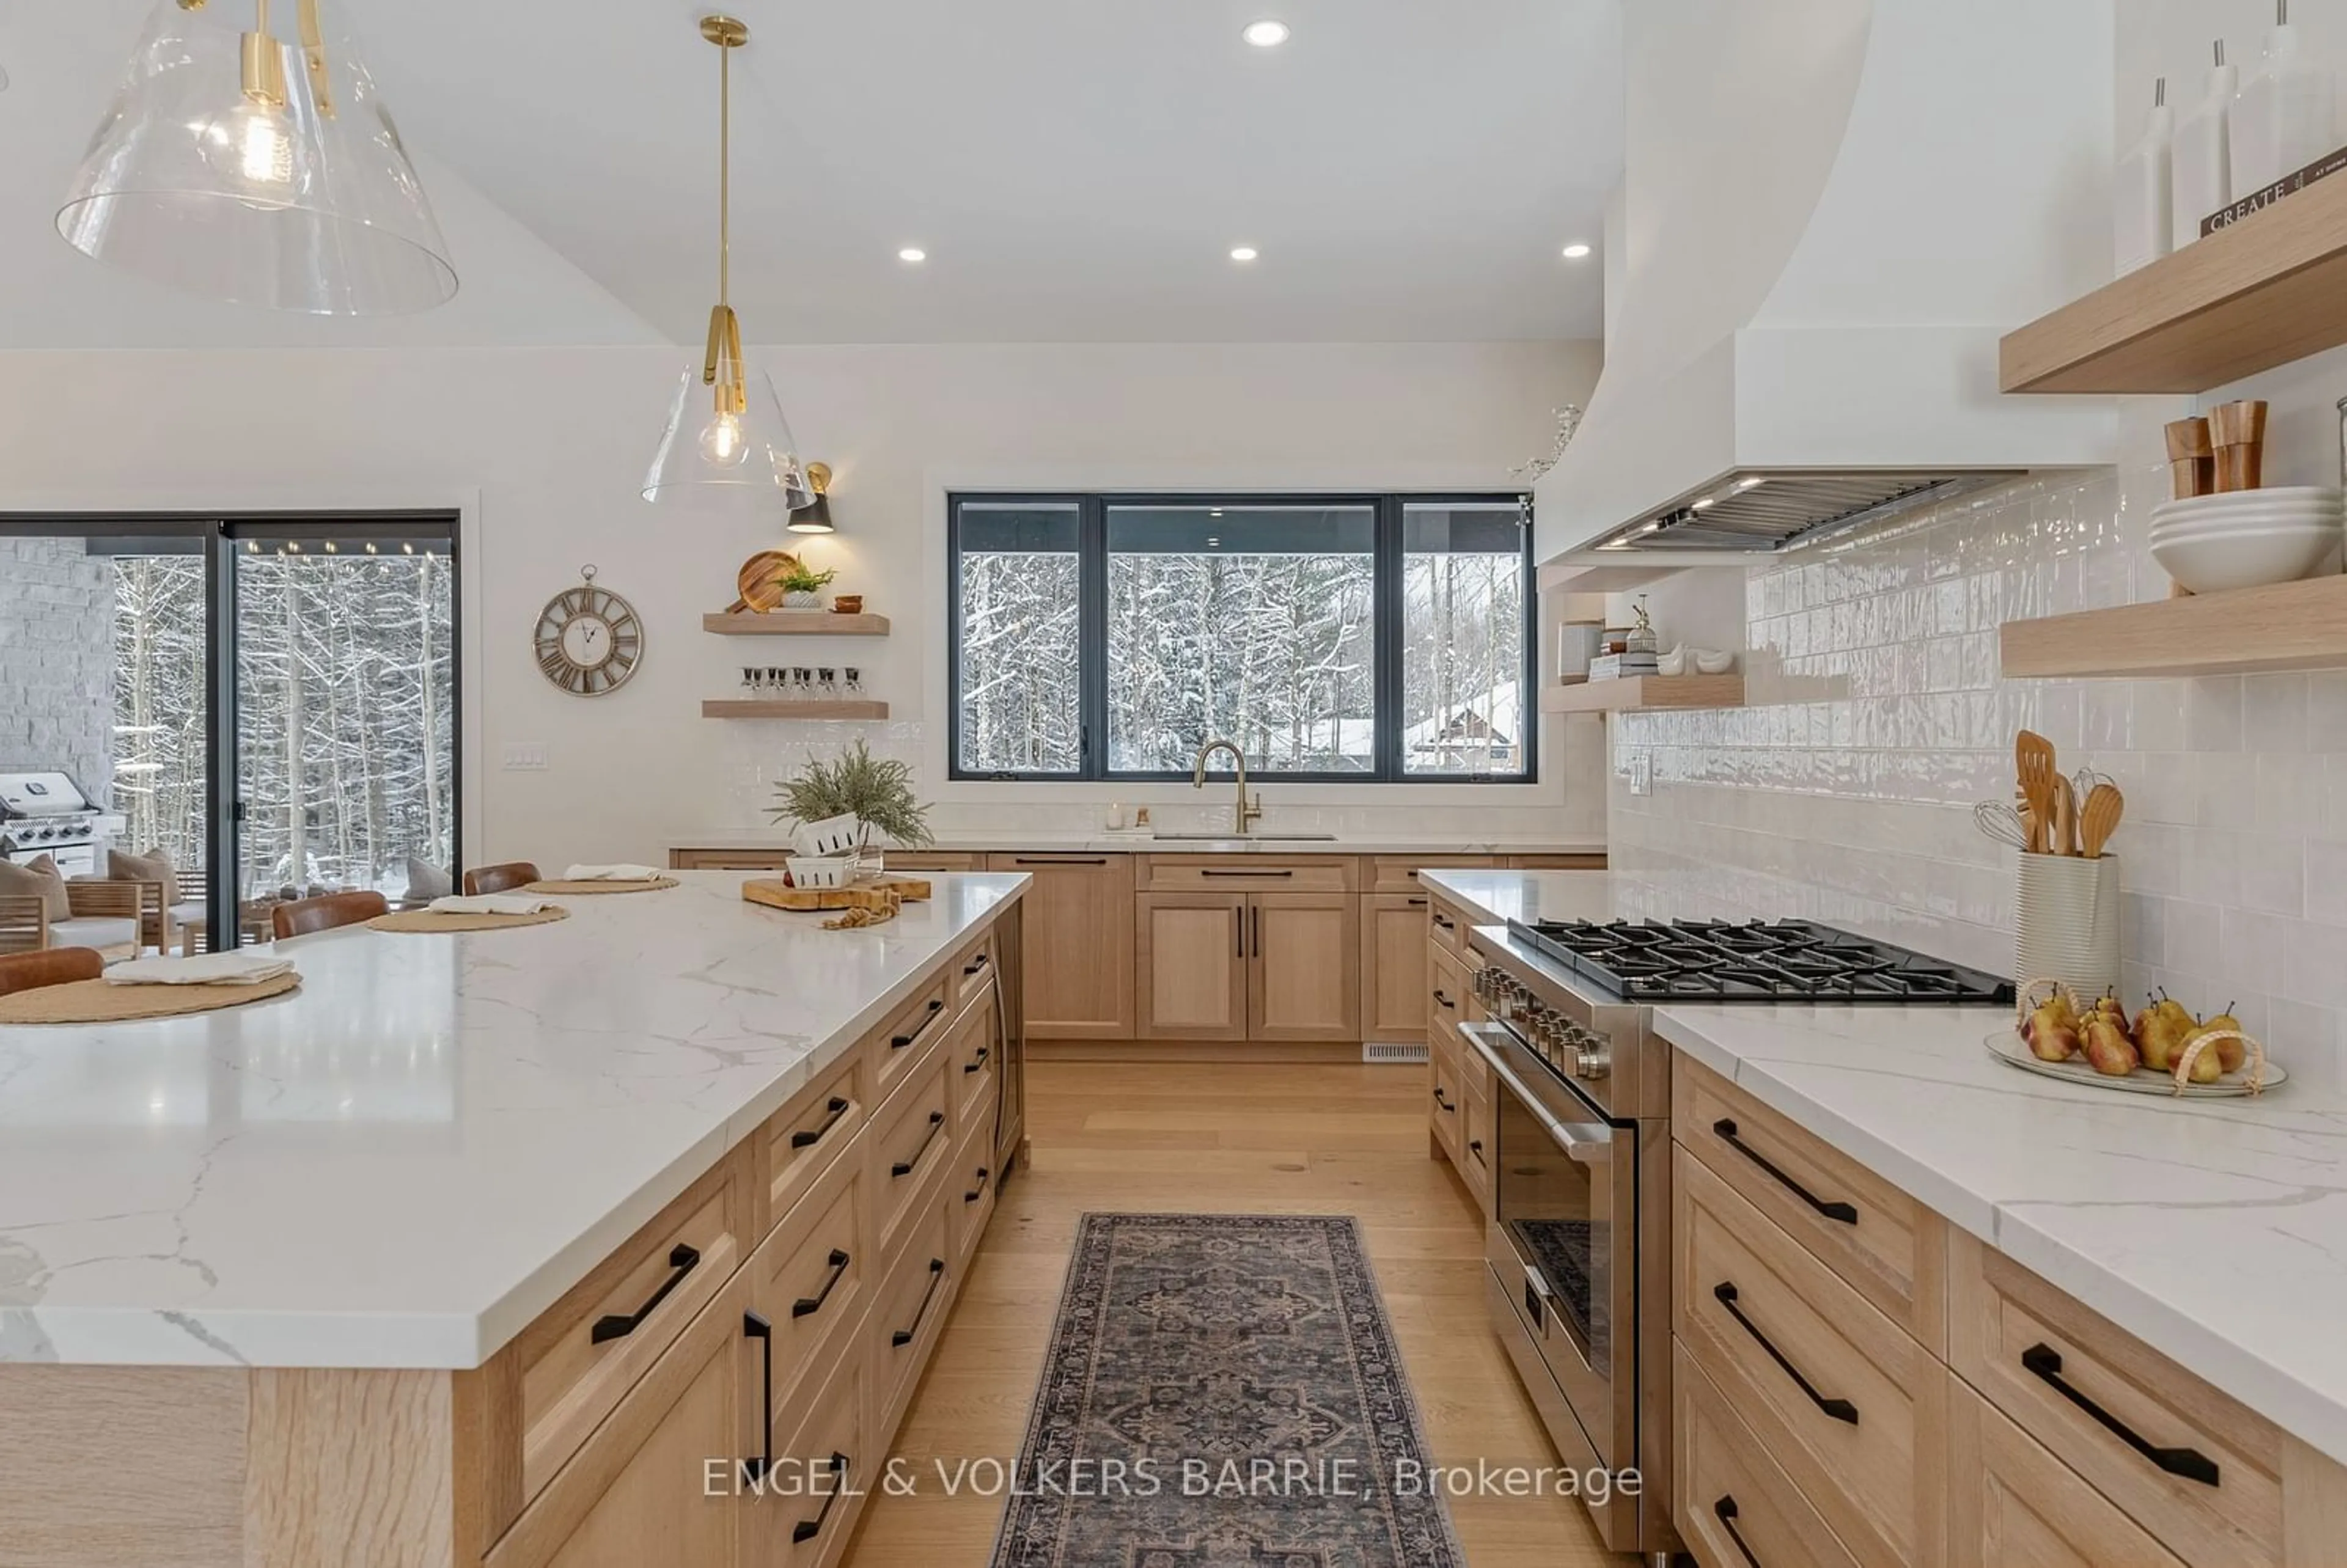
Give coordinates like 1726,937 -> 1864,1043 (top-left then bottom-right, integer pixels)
740,874 -> 933,913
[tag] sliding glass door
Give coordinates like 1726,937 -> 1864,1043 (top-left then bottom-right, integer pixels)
0,515 -> 458,951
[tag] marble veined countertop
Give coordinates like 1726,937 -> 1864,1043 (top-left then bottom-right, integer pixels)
1419,869 -> 2347,1468
670,832 -> 1608,856
0,872 -> 1026,1371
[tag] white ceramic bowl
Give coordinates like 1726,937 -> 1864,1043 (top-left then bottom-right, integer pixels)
1694,648 -> 1736,675
2152,521 -> 2343,550
2154,485 -> 2345,513
2153,527 -> 2341,594
1656,645 -> 1688,677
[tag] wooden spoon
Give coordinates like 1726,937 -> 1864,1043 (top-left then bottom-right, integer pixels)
2016,731 -> 2058,856
2079,783 -> 2125,859
2051,775 -> 2079,857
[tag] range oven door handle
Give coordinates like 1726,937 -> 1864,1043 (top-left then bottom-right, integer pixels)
1461,1023 -> 1610,1163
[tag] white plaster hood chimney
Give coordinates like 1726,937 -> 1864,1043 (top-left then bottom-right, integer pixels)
1535,0 -> 2118,563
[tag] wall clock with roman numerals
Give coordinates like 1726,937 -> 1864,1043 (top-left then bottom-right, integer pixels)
534,565 -> 644,697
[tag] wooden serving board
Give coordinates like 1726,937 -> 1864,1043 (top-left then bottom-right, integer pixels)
741,874 -> 933,913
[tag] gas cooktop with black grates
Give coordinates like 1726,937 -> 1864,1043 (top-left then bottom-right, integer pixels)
1506,917 -> 2015,1005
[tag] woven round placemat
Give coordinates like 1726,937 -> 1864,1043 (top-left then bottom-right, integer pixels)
368,907 -> 571,933
0,971 -> 301,1026
523,877 -> 680,895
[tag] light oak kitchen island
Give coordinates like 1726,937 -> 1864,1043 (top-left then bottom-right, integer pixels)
0,871 -> 1028,1568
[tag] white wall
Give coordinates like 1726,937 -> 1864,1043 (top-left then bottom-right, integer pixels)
0,339 -> 1604,866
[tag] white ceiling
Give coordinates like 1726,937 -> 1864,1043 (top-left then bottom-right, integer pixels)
1,0 -> 1620,346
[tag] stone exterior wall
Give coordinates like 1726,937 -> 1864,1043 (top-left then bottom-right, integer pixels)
0,536 -> 116,809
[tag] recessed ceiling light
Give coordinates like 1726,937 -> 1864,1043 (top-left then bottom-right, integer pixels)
1229,246 -> 1259,262
1734,475 -> 1765,491
1690,497 -> 1717,511
1243,20 -> 1291,47
897,247 -> 926,263
1561,243 -> 1592,259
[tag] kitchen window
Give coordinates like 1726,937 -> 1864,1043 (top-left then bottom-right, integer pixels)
949,493 -> 1533,782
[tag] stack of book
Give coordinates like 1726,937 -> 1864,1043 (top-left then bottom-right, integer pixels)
1588,651 -> 1659,681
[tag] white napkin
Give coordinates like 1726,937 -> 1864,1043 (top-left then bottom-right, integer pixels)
105,953 -> 295,987
560,863 -> 662,882
430,894 -> 554,916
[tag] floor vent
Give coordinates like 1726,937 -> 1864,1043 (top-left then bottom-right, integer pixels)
1361,1042 -> 1430,1065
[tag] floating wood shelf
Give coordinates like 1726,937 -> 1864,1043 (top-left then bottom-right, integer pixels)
2000,575 -> 2347,678
702,700 -> 891,720
703,611 -> 891,636
1540,674 -> 1743,714
2002,174 -> 2347,394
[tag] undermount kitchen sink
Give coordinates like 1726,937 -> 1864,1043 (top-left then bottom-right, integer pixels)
1150,832 -> 1341,845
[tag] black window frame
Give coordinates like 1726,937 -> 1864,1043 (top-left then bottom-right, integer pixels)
947,491 -> 1537,784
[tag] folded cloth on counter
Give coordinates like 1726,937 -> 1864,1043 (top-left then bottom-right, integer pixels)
430,894 -> 555,916
104,953 -> 296,987
559,863 -> 663,882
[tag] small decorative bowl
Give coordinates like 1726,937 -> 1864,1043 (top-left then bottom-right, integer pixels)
833,595 -> 864,615
1656,645 -> 1689,676
1694,648 -> 1736,675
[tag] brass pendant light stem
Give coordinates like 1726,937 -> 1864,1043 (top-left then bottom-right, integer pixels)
243,0 -> 288,106
697,17 -> 751,416
298,0 -> 335,119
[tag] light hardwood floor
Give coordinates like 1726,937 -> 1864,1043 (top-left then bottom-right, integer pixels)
839,1060 -> 1618,1566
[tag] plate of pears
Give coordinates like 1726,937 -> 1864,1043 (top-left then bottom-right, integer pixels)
1988,984 -> 2281,1098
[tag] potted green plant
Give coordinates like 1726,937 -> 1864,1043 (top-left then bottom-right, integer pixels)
777,562 -> 837,610
769,738 -> 933,871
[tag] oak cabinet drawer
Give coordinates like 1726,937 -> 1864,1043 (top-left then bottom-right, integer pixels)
1137,855 -> 1356,893
950,1113 -> 997,1269
1677,1147 -> 1947,1567
868,976 -> 952,1105
1430,948 -> 1469,1039
1677,1340 -> 1864,1568
760,1049 -> 867,1237
946,994 -> 997,1135
871,1200 -> 955,1441
1507,854 -> 1606,870
1461,1076 -> 1493,1211
1946,1374 -> 2188,1568
1370,855 -> 1497,892
948,923 -> 997,1010
747,1331 -> 870,1568
746,1147 -> 869,1420
1429,1047 -> 1463,1163
670,849 -> 788,871
1677,1056 -> 1946,1353
1947,1231 -> 2286,1568
869,1050 -> 954,1263
881,852 -> 982,872
1427,897 -> 1470,956
512,1150 -> 747,1504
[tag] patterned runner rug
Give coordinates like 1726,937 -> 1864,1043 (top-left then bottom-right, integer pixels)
990,1213 -> 1464,1567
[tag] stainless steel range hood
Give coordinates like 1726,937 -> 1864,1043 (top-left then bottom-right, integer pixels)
1582,469 -> 2024,555
1533,0 -> 2116,565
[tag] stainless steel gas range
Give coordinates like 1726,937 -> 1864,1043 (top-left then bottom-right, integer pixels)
1461,917 -> 2011,1563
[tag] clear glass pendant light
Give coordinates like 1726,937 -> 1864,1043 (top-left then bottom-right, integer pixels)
56,0 -> 458,316
643,16 -> 815,512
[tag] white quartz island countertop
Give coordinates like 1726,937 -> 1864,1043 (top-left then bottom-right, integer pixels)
669,832 -> 1608,856
1422,868 -> 2347,1470
0,871 -> 1026,1371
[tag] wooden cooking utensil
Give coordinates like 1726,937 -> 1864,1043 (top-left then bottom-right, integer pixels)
2051,774 -> 2079,857
2164,416 -> 2214,500
2015,731 -> 2058,855
2209,399 -> 2268,493
727,550 -> 803,614
2079,783 -> 2125,859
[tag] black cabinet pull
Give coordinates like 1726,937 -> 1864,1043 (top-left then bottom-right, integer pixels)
891,1258 -> 946,1347
964,1045 -> 990,1074
891,998 -> 945,1050
1251,905 -> 1261,958
789,1096 -> 850,1150
963,953 -> 988,976
1012,856 -> 1106,865
790,1249 -> 851,1320
1202,868 -> 1293,877
1711,1118 -> 1858,1225
741,1311 -> 773,1486
964,1167 -> 991,1203
1468,1138 -> 1485,1162
1713,1496 -> 1763,1568
1432,1088 -> 1455,1113
590,1244 -> 701,1344
1432,913 -> 1455,931
891,1111 -> 946,1178
1713,1283 -> 1857,1424
2022,1343 -> 2220,1487
1407,896 -> 1427,907
1434,989 -> 1454,1011
792,1453 -> 850,1544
